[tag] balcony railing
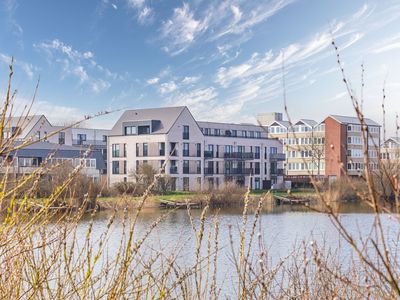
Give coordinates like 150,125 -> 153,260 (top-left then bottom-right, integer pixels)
224,152 -> 254,160
270,153 -> 286,161
224,168 -> 253,175
204,151 -> 213,158
271,168 -> 284,176
204,168 -> 214,175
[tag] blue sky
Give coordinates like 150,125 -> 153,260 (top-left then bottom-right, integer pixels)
1,0 -> 400,134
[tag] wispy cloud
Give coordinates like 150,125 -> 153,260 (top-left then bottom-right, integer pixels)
0,52 -> 35,79
159,81 -> 177,94
34,39 -> 124,93
159,0 -> 295,56
146,77 -> 159,85
161,3 -> 207,55
182,75 -> 201,84
371,33 -> 400,54
3,0 -> 23,47
126,0 -> 154,25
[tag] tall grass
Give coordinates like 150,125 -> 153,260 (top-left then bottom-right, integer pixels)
0,43 -> 399,300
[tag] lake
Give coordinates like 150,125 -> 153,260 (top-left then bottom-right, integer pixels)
72,202 -> 399,297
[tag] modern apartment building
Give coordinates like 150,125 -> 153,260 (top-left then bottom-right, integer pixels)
1,142 -> 105,180
107,106 -> 284,191
258,112 -> 381,185
323,115 -> 380,180
1,115 -> 110,176
258,113 -> 325,186
381,137 -> 400,161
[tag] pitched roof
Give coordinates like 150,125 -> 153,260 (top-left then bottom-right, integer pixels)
110,106 -> 186,135
4,115 -> 47,138
268,120 -> 290,128
383,137 -> 400,145
297,119 -> 318,127
328,115 -> 380,126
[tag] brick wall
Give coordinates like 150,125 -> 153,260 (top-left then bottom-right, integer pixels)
325,117 -> 347,178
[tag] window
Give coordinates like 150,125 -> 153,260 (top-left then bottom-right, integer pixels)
183,177 -> 189,191
254,146 -> 260,159
183,125 -> 189,139
242,130 -> 247,138
124,126 -> 136,135
270,147 -> 278,154
183,143 -> 189,156
112,144 -> 120,157
77,134 -> 87,145
196,160 -> 201,174
35,131 -> 41,140
255,162 -> 260,175
170,160 -> 178,174
249,131 -> 254,138
214,128 -> 221,136
102,135 -> 107,142
138,126 -> 150,135
159,142 -> 165,156
255,132 -> 261,138
196,143 -> 201,157
183,160 -> 189,174
58,132 -> 65,145
232,130 -> 237,137
112,161 -> 120,174
170,142 -> 177,156
254,178 -> 260,190
143,143 -> 148,157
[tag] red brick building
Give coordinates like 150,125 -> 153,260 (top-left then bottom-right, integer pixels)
325,115 -> 380,181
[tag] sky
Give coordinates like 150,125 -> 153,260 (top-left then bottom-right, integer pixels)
0,0 -> 399,135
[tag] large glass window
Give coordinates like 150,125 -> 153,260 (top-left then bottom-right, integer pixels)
143,143 -> 148,156
124,126 -> 136,135
58,132 -> 65,145
183,125 -> 189,139
183,160 -> 189,174
112,161 -> 120,174
112,144 -> 120,157
183,143 -> 189,156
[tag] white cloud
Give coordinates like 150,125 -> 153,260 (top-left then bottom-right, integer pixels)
138,6 -> 153,25
3,0 -> 23,47
159,81 -> 177,94
161,3 -> 207,55
111,3 -> 118,10
127,0 -> 145,8
371,34 -> 400,54
34,39 -> 119,93
0,53 -> 35,79
182,75 -> 201,84
146,77 -> 159,85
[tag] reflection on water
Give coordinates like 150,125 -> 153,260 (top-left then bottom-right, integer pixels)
75,203 -> 397,296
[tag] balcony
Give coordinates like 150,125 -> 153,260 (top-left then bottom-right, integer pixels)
224,168 -> 253,175
224,152 -> 254,160
204,168 -> 214,175
269,153 -> 286,161
204,150 -> 213,159
271,168 -> 284,176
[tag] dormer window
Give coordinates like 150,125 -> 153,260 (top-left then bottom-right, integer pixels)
138,126 -> 150,135
124,126 -> 136,135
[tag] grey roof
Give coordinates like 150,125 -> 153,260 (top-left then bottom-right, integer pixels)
4,115 -> 46,138
197,121 -> 266,131
9,142 -> 105,170
297,119 -> 318,127
268,120 -> 290,128
383,137 -> 400,145
328,115 -> 380,126
110,106 -> 186,135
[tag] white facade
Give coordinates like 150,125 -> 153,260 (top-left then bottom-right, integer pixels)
108,107 -> 284,191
